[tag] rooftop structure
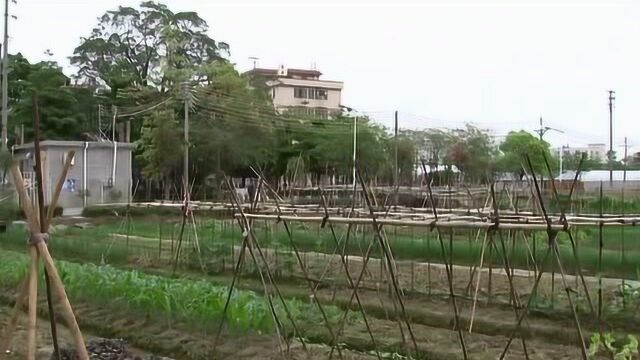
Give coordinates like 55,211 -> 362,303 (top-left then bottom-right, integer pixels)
246,65 -> 344,118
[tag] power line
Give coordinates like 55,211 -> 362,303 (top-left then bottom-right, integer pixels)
608,90 -> 616,184
116,96 -> 174,118
194,104 -> 360,135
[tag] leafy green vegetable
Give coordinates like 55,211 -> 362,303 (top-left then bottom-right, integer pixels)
0,251 -> 345,334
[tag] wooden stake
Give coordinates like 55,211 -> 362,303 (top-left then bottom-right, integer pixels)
46,150 -> 75,223
7,163 -> 89,360
469,231 -> 488,333
26,248 -> 39,360
10,166 -> 38,230
36,242 -> 89,359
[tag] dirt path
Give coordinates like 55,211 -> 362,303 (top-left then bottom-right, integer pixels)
0,305 -> 152,359
0,290 -> 376,360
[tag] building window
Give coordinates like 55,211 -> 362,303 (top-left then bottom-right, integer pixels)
316,89 -> 328,100
293,87 -> 328,100
294,87 -> 307,98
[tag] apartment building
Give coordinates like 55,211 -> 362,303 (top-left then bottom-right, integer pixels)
246,66 -> 343,118
561,143 -> 608,162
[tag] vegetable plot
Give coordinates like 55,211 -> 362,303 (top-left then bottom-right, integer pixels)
0,252 -> 344,334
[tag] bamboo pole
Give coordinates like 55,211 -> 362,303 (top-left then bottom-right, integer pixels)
36,242 -> 89,359
46,150 -> 75,223
468,231 -> 488,333
236,213 -> 567,231
7,164 -> 89,360
26,248 -> 38,360
10,166 -> 38,230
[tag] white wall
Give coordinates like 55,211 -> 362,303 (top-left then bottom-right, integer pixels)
273,85 -> 341,110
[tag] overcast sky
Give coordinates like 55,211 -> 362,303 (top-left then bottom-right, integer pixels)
11,0 -> 640,153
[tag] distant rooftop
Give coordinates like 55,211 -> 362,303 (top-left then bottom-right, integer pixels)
15,140 -> 135,150
559,170 -> 640,182
245,66 -> 323,79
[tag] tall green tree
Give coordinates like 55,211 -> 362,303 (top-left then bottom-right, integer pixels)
188,63 -> 275,181
309,117 -> 389,181
11,57 -> 92,142
448,125 -> 496,183
401,125 -> 495,184
71,1 -> 229,96
497,130 -> 556,178
137,105 -> 183,197
386,135 -> 417,184
401,128 -> 453,168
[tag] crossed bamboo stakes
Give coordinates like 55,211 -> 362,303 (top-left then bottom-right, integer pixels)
212,153 -> 599,360
0,148 -> 88,359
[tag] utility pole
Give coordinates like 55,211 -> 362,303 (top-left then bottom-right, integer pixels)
534,116 -> 563,141
352,115 -> 357,187
558,145 -> 564,182
111,105 -> 117,141
1,0 -> 10,150
394,110 -> 398,186
608,90 -> 615,185
98,104 -> 102,136
537,116 -> 544,141
248,56 -> 259,69
183,82 -> 191,200
620,136 -> 630,182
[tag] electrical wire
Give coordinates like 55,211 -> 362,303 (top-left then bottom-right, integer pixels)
193,104 -> 360,135
117,96 -> 175,118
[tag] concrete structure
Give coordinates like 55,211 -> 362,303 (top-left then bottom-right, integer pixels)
246,66 -> 343,118
13,141 -> 133,212
561,144 -> 608,162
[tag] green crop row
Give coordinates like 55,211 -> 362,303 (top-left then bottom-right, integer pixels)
3,215 -> 640,280
0,250 -> 345,334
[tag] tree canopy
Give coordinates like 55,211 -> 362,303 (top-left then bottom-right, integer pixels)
0,1 -> 597,201
497,130 -> 556,178
71,1 -> 229,96
401,125 -> 496,184
9,54 -> 94,141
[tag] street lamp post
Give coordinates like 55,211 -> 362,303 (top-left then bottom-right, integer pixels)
340,105 -> 358,187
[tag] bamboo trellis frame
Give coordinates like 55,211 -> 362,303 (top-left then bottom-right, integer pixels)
0,95 -> 88,360
0,150 -> 88,357
211,154 -> 604,360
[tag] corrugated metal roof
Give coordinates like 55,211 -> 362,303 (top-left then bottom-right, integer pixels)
558,170 -> 640,182
14,140 -> 135,150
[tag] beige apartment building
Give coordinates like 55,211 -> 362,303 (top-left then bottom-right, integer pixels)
561,143 -> 608,162
246,66 -> 343,118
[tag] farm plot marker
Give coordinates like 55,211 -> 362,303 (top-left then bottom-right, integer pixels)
421,160 -> 469,360
218,176 -> 311,357
0,95 -> 88,360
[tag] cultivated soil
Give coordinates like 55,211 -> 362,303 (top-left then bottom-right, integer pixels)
3,219 -> 636,360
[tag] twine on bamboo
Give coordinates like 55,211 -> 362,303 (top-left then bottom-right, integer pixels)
0,157 -> 88,360
28,233 -> 49,246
